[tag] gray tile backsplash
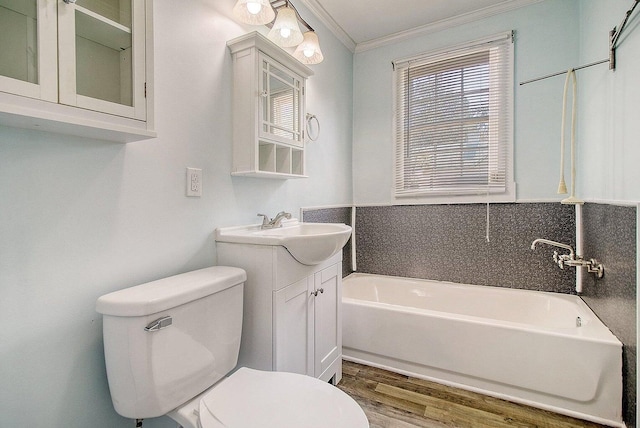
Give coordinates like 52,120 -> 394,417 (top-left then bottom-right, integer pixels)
355,203 -> 576,293
581,203 -> 637,427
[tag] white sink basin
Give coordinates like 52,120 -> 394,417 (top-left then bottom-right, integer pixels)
215,220 -> 352,265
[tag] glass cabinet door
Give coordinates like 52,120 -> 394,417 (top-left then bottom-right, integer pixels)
58,0 -> 146,120
0,0 -> 57,101
259,53 -> 304,147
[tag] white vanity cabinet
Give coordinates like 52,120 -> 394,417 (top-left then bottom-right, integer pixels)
216,243 -> 343,384
0,0 -> 154,142
227,32 -> 313,178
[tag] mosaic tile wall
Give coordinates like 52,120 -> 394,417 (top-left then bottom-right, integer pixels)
581,203 -> 637,427
354,203 -> 577,293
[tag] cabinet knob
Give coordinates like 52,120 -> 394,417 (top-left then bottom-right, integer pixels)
63,0 -> 77,4
318,288 -> 324,294
311,290 -> 318,297
260,91 -> 268,98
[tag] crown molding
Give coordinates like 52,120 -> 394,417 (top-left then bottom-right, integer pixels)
294,0 -> 544,54
354,0 -> 544,53
294,0 -> 357,52
297,0 -> 544,53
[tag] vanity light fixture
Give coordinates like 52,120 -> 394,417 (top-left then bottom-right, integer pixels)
267,5 -> 304,47
233,0 -> 324,64
233,0 -> 275,25
293,31 -> 324,64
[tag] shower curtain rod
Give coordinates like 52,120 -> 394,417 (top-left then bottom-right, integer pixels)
519,59 -> 609,86
519,0 -> 639,86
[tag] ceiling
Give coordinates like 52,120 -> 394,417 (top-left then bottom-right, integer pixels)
298,0 -> 542,51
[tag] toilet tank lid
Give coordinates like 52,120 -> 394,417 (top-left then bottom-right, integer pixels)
96,266 -> 246,317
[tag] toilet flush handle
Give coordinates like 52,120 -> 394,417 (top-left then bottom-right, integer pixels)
144,316 -> 172,332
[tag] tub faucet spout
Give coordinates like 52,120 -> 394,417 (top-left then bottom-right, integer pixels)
531,238 -> 604,279
530,238 -> 574,258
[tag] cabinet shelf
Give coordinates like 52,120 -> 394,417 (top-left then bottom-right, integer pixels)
75,5 -> 132,50
231,171 -> 308,179
1,0 -> 36,19
242,141 -> 305,178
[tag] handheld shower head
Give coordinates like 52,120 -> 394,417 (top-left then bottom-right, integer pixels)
557,178 -> 567,194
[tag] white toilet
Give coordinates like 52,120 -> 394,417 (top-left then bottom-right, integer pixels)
96,266 -> 368,428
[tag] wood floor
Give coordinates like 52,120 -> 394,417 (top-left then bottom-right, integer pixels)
337,360 -> 608,428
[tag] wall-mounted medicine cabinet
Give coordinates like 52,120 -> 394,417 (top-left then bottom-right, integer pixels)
227,32 -> 313,179
0,0 -> 154,143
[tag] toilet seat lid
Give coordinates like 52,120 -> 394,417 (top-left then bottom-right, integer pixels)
199,367 -> 368,428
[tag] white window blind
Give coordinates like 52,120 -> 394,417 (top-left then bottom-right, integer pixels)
393,32 -> 513,198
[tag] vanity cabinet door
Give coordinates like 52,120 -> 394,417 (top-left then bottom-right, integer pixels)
313,263 -> 341,378
0,0 -> 57,101
274,276 -> 314,376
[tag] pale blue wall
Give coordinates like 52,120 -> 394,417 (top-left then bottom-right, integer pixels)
578,0 -> 640,202
2,0 -> 638,426
0,0 -> 352,427
352,0 -> 581,204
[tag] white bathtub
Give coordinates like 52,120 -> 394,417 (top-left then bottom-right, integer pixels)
342,273 -> 623,427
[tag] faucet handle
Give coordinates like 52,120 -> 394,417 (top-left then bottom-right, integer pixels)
257,213 -> 270,226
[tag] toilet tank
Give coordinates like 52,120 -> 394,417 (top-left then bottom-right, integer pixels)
96,266 -> 246,419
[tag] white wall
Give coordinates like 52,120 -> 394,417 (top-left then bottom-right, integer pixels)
0,1 -> 352,426
578,0 -> 640,202
352,0 -> 581,204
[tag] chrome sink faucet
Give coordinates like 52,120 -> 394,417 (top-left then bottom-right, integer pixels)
257,211 -> 292,229
530,238 -> 604,279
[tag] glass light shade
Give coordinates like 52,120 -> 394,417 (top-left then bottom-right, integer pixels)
293,31 -> 324,64
267,7 -> 304,47
233,0 -> 275,25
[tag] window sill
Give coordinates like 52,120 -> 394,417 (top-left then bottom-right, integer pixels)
393,182 -> 516,205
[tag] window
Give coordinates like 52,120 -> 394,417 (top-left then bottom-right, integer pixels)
393,32 -> 514,200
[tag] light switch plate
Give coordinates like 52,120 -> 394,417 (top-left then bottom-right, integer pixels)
186,168 -> 202,197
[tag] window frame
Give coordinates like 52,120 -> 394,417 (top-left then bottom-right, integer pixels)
392,32 -> 515,204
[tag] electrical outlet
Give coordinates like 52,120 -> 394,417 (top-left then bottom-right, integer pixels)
186,168 -> 202,197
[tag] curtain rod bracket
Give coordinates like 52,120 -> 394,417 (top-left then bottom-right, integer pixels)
609,29 -> 616,70
609,0 -> 639,70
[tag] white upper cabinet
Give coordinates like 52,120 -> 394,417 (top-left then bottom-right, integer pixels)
228,32 -> 313,179
0,0 -> 57,102
0,0 -> 154,142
